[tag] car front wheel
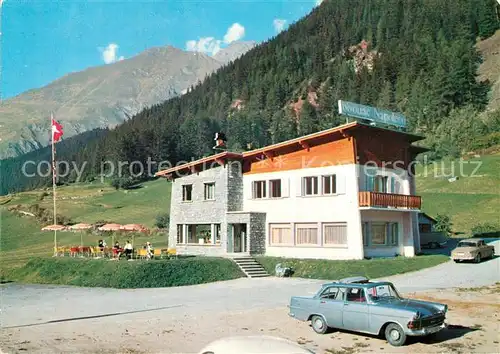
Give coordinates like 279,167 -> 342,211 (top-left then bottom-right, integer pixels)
311,315 -> 328,334
385,323 -> 407,346
474,254 -> 481,263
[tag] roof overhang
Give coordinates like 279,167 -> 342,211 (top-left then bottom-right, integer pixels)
155,151 -> 243,179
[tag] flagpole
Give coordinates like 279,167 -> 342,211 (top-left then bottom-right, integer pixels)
51,113 -> 58,256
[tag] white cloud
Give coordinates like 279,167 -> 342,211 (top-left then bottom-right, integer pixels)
186,37 -> 222,56
273,19 -> 287,33
223,23 -> 245,44
185,22 -> 246,56
101,43 -> 124,64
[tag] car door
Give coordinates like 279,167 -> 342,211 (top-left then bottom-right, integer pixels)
479,240 -> 493,257
341,287 -> 370,332
317,286 -> 344,328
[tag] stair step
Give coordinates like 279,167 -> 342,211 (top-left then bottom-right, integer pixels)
232,257 -> 269,278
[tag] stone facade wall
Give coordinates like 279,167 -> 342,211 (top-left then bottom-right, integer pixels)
168,159 -> 251,256
227,160 -> 244,212
249,212 -> 266,255
168,165 -> 229,251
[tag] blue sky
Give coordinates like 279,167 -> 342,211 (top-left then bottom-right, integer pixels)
1,0 -> 322,99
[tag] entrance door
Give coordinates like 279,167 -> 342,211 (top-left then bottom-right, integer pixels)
232,224 -> 247,253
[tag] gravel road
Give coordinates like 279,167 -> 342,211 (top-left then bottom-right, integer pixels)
1,240 -> 499,353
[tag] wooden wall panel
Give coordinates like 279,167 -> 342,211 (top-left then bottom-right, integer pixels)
355,129 -> 411,169
244,138 -> 355,175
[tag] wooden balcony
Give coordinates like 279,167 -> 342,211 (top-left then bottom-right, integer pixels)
358,192 -> 421,209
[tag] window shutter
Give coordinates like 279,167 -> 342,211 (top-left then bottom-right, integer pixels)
296,176 -> 303,197
281,177 -> 289,197
244,179 -> 253,200
336,174 -> 346,194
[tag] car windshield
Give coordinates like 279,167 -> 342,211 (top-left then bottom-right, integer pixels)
366,283 -> 402,302
458,241 -> 477,247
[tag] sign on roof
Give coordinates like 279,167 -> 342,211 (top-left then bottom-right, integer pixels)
338,100 -> 407,128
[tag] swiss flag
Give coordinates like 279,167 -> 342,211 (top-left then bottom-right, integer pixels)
51,117 -> 64,143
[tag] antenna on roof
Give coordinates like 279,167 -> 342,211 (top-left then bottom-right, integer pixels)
213,132 -> 227,151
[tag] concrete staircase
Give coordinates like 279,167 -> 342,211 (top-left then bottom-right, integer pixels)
232,256 -> 270,278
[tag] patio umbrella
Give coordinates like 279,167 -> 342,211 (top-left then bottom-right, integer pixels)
98,223 -> 123,247
68,223 -> 93,247
68,223 -> 93,231
41,224 -> 66,231
121,224 -> 148,232
98,223 -> 122,231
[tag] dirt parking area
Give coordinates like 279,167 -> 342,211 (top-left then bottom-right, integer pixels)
2,283 -> 499,354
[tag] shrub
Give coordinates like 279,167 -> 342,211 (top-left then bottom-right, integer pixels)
9,257 -> 244,288
434,214 -> 453,236
155,213 -> 170,229
471,222 -> 500,236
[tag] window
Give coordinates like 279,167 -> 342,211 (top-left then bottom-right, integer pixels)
363,222 -> 399,247
303,176 -> 319,196
295,223 -> 318,245
371,223 -> 387,245
374,176 -> 388,193
346,287 -> 367,303
187,224 -> 213,244
323,223 -> 347,246
362,222 -> 369,246
269,179 -> 282,198
204,182 -> 215,200
419,224 -> 431,233
270,224 -> 293,245
176,224 -> 184,244
319,287 -> 340,300
182,184 -> 192,201
214,224 -> 221,244
390,223 -> 398,245
253,180 -> 267,199
322,175 -> 336,194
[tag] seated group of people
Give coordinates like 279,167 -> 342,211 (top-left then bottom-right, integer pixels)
97,239 -> 154,259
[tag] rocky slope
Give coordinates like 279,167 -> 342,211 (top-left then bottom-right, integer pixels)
0,41 -> 256,159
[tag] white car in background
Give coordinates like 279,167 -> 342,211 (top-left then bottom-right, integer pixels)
198,335 -> 315,354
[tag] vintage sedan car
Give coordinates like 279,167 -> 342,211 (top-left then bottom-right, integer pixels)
288,276 -> 448,346
451,238 -> 495,263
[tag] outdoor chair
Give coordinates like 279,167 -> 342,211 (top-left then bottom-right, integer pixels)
153,248 -> 162,259
69,246 -> 79,257
167,248 -> 177,259
137,249 -> 147,259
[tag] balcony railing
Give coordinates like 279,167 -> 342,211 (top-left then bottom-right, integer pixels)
358,192 -> 421,209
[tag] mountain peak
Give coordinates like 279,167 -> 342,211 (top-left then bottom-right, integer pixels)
214,41 -> 257,64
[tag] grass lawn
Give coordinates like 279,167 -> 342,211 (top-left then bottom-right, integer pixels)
416,154 -> 500,235
5,257 -> 244,288
0,210 -> 168,277
255,255 -> 449,281
0,178 -> 171,228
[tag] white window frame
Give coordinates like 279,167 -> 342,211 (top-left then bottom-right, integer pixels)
204,182 -> 215,200
303,176 -> 319,196
269,223 -> 293,246
252,180 -> 267,199
295,223 -> 319,246
323,222 -> 348,248
322,174 -> 337,195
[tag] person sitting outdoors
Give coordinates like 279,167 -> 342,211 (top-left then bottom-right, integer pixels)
146,242 -> 153,259
123,240 -> 133,260
112,242 -> 121,259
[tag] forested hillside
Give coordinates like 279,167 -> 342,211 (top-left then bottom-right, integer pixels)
1,0 -> 499,195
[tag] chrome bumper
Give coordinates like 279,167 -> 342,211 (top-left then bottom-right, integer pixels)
407,323 -> 447,336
